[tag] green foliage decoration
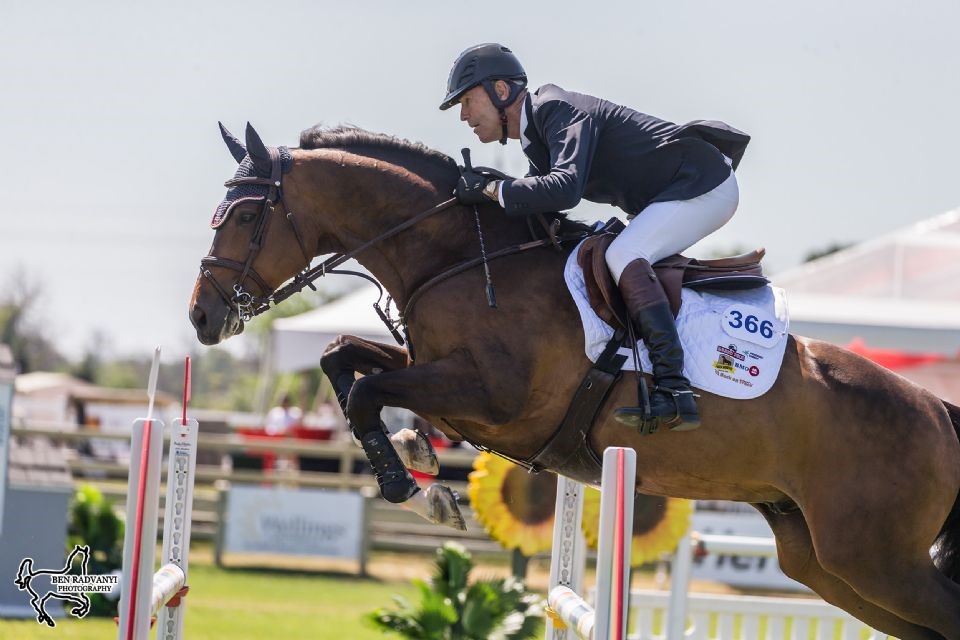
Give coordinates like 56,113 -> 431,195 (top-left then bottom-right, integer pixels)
67,485 -> 125,617
366,542 -> 543,640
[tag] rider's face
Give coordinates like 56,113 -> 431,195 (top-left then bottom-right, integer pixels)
458,85 -> 502,144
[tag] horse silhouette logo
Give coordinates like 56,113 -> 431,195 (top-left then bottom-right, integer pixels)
14,544 -> 101,627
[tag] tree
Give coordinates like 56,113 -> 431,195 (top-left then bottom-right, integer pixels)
367,542 -> 543,639
0,267 -> 67,373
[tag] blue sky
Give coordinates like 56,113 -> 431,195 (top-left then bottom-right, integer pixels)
2,0 -> 958,359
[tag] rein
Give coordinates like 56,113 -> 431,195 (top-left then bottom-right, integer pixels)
200,149 -> 593,340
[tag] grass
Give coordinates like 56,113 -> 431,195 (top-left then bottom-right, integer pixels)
1,562 -> 418,640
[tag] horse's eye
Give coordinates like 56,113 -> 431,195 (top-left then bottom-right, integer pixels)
238,211 -> 258,224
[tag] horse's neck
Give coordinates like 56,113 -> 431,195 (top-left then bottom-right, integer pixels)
309,152 -> 529,306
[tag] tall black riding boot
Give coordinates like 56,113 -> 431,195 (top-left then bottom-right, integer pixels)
613,259 -> 700,432
359,430 -> 420,503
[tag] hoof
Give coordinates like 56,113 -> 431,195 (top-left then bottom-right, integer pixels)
402,484 -> 467,530
390,428 -> 440,475
424,484 -> 466,531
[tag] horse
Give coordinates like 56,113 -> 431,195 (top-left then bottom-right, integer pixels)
189,122 -> 960,639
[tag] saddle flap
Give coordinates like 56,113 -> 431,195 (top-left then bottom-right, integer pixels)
577,234 -> 627,331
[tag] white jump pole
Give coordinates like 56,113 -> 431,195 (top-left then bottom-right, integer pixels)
118,347 -> 164,640
545,473 -> 587,640
548,447 -> 636,640
156,356 -> 197,640
665,532 -> 782,640
118,352 -> 197,640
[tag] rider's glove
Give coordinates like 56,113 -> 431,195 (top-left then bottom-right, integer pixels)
455,148 -> 512,207
456,166 -> 490,205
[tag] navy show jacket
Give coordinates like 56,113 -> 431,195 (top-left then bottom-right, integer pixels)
500,84 -> 750,217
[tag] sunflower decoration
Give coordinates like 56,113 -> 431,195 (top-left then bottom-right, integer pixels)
468,452 -> 558,556
582,488 -> 693,566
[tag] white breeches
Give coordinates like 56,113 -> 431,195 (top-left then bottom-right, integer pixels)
605,170 -> 740,284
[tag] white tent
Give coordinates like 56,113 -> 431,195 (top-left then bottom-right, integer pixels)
773,207 -> 960,355
270,284 -> 393,372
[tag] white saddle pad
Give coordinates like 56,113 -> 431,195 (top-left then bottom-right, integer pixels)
564,243 -> 790,400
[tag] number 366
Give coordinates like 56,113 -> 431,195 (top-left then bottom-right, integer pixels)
728,310 -> 774,339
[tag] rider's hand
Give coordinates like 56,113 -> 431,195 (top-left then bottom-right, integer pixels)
472,165 -> 511,181
455,167 -> 491,205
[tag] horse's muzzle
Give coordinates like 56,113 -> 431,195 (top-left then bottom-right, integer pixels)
190,302 -> 243,345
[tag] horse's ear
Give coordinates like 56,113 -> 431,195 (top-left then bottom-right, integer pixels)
219,121 -> 247,163
245,122 -> 272,176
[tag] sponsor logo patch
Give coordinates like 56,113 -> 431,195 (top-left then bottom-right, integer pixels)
716,344 -> 746,361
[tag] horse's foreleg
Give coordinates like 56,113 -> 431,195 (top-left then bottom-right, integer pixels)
320,334 -> 438,474
320,334 -> 410,406
345,351 -> 497,529
757,506 -> 942,639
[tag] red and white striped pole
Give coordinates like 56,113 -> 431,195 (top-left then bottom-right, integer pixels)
118,347 -> 164,640
117,351 -> 197,640
548,447 -> 636,640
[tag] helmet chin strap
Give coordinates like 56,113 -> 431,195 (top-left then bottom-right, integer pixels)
481,79 -> 522,145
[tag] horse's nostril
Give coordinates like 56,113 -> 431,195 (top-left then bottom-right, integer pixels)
190,305 -> 207,330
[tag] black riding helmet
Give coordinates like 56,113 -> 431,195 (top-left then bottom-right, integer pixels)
440,43 -> 527,144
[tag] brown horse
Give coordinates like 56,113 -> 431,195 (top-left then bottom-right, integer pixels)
190,123 -> 960,638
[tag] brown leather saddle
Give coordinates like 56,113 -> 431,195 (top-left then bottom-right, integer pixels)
578,218 -> 768,330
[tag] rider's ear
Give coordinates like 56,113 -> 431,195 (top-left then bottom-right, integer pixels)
244,122 -> 273,176
495,80 -> 511,102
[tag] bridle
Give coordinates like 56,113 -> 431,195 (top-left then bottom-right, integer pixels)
199,147 -> 305,323
199,145 -> 592,343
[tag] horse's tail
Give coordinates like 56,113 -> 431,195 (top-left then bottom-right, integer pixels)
934,400 -> 960,581
14,558 -> 32,588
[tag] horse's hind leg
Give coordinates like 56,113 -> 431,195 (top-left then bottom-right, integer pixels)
810,515 -> 960,639
757,505 -> 942,639
801,463 -> 960,638
320,335 -> 438,474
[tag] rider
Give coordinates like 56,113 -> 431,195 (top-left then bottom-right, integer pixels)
440,43 -> 750,431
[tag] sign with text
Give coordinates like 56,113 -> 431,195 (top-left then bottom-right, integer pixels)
223,486 -> 365,562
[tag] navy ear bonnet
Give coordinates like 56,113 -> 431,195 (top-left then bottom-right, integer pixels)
211,146 -> 292,228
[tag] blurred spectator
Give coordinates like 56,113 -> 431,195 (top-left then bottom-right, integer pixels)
265,393 -> 302,436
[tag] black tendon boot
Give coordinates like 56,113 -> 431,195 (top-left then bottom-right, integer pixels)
613,259 -> 700,431
359,430 -> 420,503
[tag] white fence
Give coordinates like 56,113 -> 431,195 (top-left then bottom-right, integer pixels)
627,589 -> 884,640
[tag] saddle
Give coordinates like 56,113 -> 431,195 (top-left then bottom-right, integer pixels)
578,218 -> 768,331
